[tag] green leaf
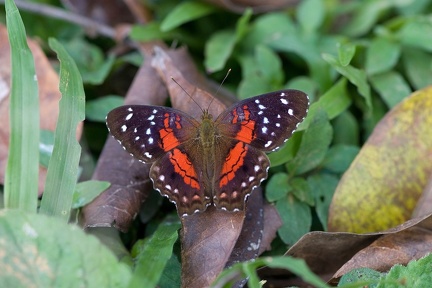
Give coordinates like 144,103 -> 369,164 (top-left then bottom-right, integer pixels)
341,1 -> 395,37
297,0 -> 325,33
402,47 -> 432,90
322,144 -> 359,173
213,256 -> 329,288
322,53 -> 371,109
397,17 -> 432,52
288,108 -> 333,174
4,0 -> 39,212
72,180 -> 110,209
332,111 -> 359,146
307,173 -> 338,230
291,177 -> 314,206
299,78 -> 351,130
39,39 -> 85,221
370,71 -> 411,108
62,39 -> 115,85
204,30 -> 236,73
366,38 -> 401,75
337,42 -> 356,66
285,76 -> 317,102
86,95 -> 124,122
339,267 -> 382,287
377,254 -> 432,287
0,210 -> 132,287
130,22 -> 178,42
268,132 -> 303,167
266,173 -> 291,202
235,7 -> 253,40
276,195 -> 312,245
128,217 -> 181,288
39,130 -> 54,168
159,255 -> 181,288
160,1 -> 216,31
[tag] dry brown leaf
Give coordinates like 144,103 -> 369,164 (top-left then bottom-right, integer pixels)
258,213 -> 432,286
0,24 -> 82,195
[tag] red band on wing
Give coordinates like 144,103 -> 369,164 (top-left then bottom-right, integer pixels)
219,142 -> 248,188
233,105 -> 256,144
159,113 -> 180,151
169,148 -> 200,189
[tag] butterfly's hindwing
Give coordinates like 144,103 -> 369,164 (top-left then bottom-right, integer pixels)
106,105 -> 198,163
150,146 -> 210,216
213,141 -> 270,211
216,90 -> 309,152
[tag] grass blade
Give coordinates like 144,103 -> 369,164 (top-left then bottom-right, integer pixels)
4,0 -> 39,212
39,38 -> 85,221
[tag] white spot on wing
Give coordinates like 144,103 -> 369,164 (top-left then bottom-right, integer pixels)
258,104 -> 266,110
127,107 -> 133,112
261,126 -> 268,134
125,113 -> 133,120
121,125 -> 127,132
144,152 -> 152,158
159,175 -> 165,181
288,108 -> 294,116
254,165 -> 260,172
135,136 -> 140,141
255,99 -> 260,104
263,117 -> 269,124
280,98 -> 288,105
148,137 -> 154,144
264,140 -> 272,148
146,128 -> 151,135
148,115 -> 155,120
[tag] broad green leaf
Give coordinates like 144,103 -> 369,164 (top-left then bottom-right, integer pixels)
291,177 -> 314,206
266,173 -> 291,202
297,0 -> 325,33
128,218 -> 180,288
160,1 -> 215,31
39,39 -> 85,221
339,267 -> 382,287
322,144 -> 359,173
4,0 -> 39,212
62,39 -> 115,85
39,130 -> 54,168
370,71 -> 411,108
397,17 -> 432,52
307,173 -> 339,230
204,30 -> 236,73
299,78 -> 351,130
276,195 -> 312,245
268,131 -> 303,167
72,180 -> 110,209
333,111 -> 359,146
322,53 -> 371,109
337,42 -> 356,66
130,22 -> 178,42
287,109 -> 333,175
86,95 -> 124,122
328,87 -> 432,233
377,254 -> 432,287
0,210 -> 131,287
285,76 -> 317,102
341,1 -> 395,37
159,255 -> 181,288
402,47 -> 432,90
366,38 -> 401,75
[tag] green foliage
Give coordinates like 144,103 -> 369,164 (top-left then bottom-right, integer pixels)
4,0 -> 39,212
2,0 -> 432,286
39,38 -> 85,221
0,210 -> 132,288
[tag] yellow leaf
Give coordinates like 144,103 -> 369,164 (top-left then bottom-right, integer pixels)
328,86 -> 432,233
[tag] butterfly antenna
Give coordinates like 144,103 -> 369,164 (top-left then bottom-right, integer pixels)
171,77 -> 203,111
207,68 -> 231,110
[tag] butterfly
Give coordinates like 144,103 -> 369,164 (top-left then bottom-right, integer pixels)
106,90 -> 309,216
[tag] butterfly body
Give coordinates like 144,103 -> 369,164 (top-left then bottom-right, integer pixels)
107,90 -> 309,216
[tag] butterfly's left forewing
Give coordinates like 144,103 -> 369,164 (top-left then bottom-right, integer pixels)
106,105 -> 198,163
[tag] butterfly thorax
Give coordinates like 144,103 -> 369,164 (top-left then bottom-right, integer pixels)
198,110 -> 216,149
